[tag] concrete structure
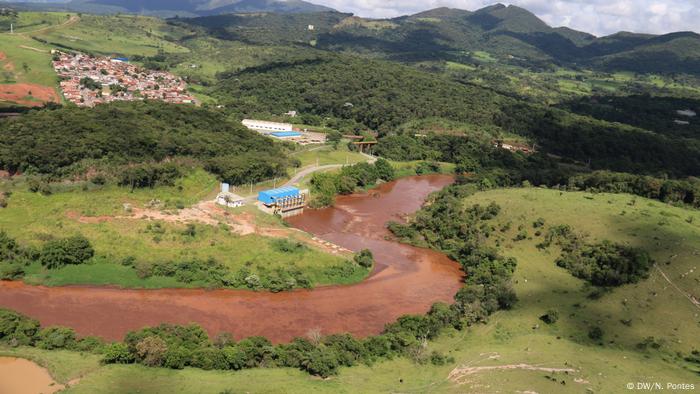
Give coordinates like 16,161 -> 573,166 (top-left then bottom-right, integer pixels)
257,186 -> 307,217
242,119 -> 293,133
215,183 -> 245,208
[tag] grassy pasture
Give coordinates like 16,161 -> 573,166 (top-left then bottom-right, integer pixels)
463,188 -> 700,356
0,170 -> 361,289
292,144 -> 367,168
29,14 -> 189,56
0,12 -> 70,34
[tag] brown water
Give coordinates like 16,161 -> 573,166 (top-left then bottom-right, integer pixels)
0,175 -> 462,342
0,357 -> 64,394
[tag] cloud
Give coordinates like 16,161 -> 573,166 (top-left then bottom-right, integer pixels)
310,0 -> 700,36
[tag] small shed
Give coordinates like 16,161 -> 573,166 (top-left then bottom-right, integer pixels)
258,186 -> 300,205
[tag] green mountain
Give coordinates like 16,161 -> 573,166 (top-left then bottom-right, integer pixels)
185,3 -> 700,74
0,0 -> 335,16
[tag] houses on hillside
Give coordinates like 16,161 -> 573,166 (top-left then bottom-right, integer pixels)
52,51 -> 197,107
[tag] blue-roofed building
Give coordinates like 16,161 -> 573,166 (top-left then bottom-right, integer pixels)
270,131 -> 302,139
258,186 -> 301,205
257,186 -> 307,217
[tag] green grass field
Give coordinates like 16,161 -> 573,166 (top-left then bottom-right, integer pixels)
2,187 -> 699,392
0,170 -> 363,289
292,144 -> 367,168
29,14 -> 189,56
0,34 -> 56,85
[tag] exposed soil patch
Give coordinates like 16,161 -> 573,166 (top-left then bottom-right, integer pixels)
0,52 -> 6,61
0,83 -> 59,107
66,200 -> 350,255
0,357 -> 65,394
448,353 -> 579,386
0,175 -> 461,343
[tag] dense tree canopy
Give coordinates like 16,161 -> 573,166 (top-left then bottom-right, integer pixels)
215,55 -> 700,177
0,101 -> 290,185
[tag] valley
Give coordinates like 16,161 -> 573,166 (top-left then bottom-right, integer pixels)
0,2 -> 699,393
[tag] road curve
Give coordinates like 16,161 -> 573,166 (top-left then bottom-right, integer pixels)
0,175 -> 463,342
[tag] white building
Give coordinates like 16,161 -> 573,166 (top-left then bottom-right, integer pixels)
242,119 -> 294,133
215,183 -> 245,208
676,109 -> 697,117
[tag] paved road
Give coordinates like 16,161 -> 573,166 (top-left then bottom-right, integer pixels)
242,153 -> 377,202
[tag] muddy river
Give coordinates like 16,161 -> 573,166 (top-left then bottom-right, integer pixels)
0,175 -> 462,342
0,357 -> 64,394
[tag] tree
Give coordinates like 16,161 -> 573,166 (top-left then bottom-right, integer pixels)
39,235 -> 94,269
373,158 -> 395,181
135,336 -> 168,367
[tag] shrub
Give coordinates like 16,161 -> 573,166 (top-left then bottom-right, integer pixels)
164,346 -> 190,369
74,336 -> 105,353
237,336 -> 274,368
539,309 -> 559,324
103,343 -> 134,364
190,348 -> 228,370
39,235 -> 94,269
271,239 -> 307,253
354,249 -> 374,268
323,334 -> 366,367
35,326 -> 77,350
415,161 -> 441,175
0,309 -> 40,346
430,351 -> 449,366
588,326 -> 604,341
301,347 -> 340,378
0,263 -> 25,280
222,346 -> 247,370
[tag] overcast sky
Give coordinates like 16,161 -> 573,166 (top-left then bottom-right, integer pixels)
310,0 -> 699,36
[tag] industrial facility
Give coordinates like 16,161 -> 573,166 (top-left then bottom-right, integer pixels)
241,119 -> 327,145
257,186 -> 307,217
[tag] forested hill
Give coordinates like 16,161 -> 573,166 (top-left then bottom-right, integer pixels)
0,101 -> 291,185
215,54 -> 700,176
184,4 -> 700,75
